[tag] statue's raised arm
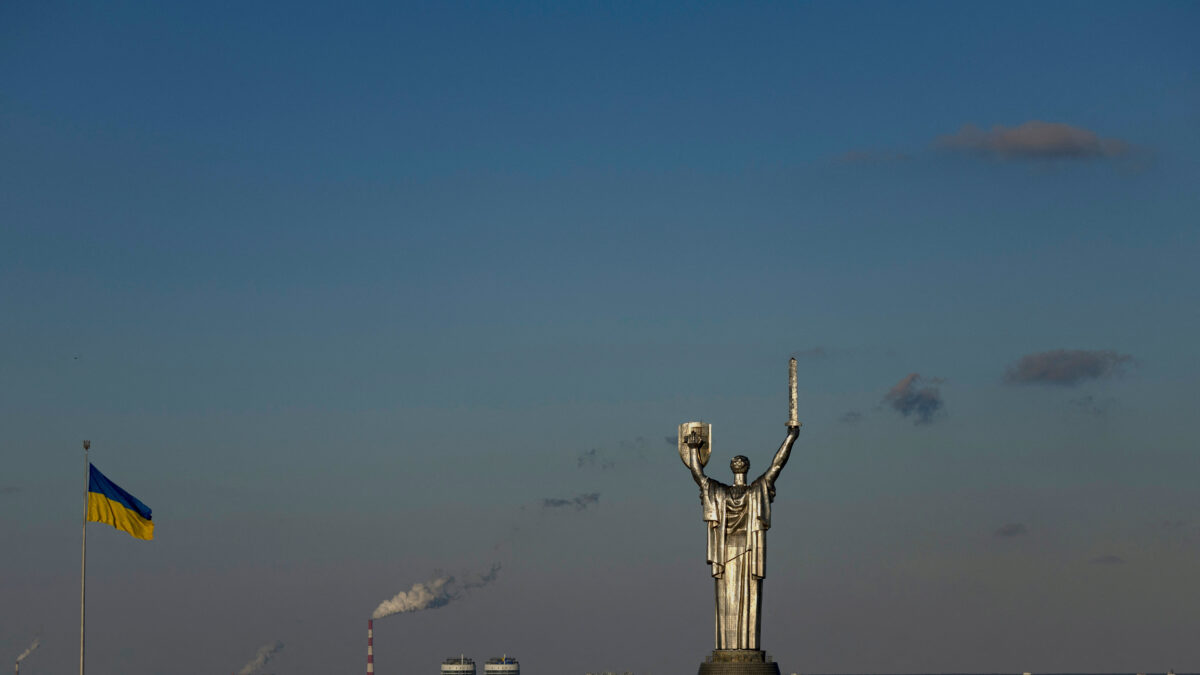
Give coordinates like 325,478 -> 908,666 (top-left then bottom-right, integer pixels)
760,357 -> 802,488
760,425 -> 800,489
684,429 -> 708,486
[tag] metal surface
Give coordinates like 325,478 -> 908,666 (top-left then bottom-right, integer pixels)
484,656 -> 519,675
442,656 -> 476,675
698,658 -> 782,675
787,358 -> 798,427
678,422 -> 712,468
682,361 -> 801,651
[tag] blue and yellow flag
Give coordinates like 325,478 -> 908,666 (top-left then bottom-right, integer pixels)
87,464 -> 154,540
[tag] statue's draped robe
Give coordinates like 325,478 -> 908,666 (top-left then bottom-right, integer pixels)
699,474 -> 775,650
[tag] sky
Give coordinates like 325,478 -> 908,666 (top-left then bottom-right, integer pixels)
2,2 -> 1199,674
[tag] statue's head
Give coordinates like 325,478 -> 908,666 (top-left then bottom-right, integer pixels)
730,455 -> 750,475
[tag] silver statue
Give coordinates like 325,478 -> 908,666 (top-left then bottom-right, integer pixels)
680,359 -> 800,653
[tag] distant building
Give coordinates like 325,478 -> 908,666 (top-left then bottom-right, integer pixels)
443,656 -> 476,675
485,656 -> 519,675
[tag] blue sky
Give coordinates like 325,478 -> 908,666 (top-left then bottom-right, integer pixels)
2,2 -> 1198,674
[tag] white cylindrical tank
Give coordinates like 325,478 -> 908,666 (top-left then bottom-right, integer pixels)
484,656 -> 519,675
442,656 -> 476,675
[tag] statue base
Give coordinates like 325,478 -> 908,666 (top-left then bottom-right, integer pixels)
698,650 -> 781,675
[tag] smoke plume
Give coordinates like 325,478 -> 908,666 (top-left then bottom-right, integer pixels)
542,493 -> 600,511
237,641 -> 284,675
372,563 -> 502,620
15,638 -> 39,663
576,448 -> 615,470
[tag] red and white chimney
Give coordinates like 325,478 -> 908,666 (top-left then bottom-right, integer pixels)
367,619 -> 375,675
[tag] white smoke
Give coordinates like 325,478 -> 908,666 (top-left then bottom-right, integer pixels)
372,575 -> 453,618
15,638 -> 39,663
372,563 -> 501,620
237,641 -> 284,675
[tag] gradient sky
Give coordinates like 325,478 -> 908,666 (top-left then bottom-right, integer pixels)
3,2 -> 1199,675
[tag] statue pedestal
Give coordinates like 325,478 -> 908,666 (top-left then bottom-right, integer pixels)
697,650 -> 781,675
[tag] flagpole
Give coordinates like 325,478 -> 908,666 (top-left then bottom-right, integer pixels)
80,439 -> 89,675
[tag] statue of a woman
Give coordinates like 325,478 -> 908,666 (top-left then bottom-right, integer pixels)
684,426 -> 799,651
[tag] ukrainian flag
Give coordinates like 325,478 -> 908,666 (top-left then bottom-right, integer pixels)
87,464 -> 154,540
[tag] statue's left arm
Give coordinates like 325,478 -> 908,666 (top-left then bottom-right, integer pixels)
761,425 -> 800,488
685,443 -> 707,487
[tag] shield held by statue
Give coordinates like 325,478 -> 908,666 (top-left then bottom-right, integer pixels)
677,421 -> 712,468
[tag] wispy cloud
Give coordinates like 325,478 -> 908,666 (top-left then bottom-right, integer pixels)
1,485 -> 20,496
883,373 -> 945,425
577,437 -> 652,470
576,448 -> 615,470
994,523 -> 1027,537
542,493 -> 600,511
936,121 -> 1131,160
1005,349 -> 1133,386
1090,554 -> 1125,565
839,410 -> 863,426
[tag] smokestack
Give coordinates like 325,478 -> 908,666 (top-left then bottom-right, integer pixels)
367,619 -> 374,675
